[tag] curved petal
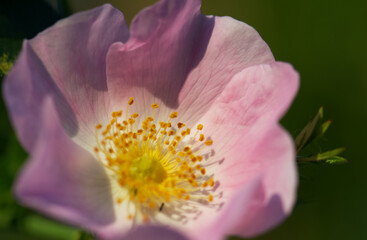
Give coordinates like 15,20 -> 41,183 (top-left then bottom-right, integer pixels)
188,62 -> 299,238
201,61 -> 298,190
121,226 -> 188,240
231,125 -> 297,237
3,4 -> 129,152
106,0 -> 274,126
198,125 -> 297,239
14,97 -> 117,233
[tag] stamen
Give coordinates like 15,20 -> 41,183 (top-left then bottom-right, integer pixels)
93,97 -> 216,223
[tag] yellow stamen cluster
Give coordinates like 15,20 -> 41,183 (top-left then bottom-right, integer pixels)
94,97 -> 215,222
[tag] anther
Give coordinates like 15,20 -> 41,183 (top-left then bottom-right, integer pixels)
170,112 -> 178,119
199,134 -> 205,141
128,97 -> 134,105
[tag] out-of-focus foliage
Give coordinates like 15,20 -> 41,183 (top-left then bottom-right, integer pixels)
0,54 -> 13,76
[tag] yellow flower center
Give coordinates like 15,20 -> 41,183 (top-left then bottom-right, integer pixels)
94,97 -> 215,223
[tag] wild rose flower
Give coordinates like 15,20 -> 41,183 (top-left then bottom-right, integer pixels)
3,0 -> 299,239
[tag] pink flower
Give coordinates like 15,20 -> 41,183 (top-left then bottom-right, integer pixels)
3,0 -> 299,239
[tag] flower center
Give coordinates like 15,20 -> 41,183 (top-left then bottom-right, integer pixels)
129,154 -> 167,183
94,97 -> 215,223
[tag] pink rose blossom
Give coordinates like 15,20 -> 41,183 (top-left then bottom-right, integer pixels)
3,0 -> 299,239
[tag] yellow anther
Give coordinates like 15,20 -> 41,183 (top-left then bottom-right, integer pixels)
208,194 -> 213,202
183,147 -> 191,152
139,196 -> 145,203
112,111 -> 122,118
149,201 -> 156,209
94,99 -> 217,222
199,134 -> 205,141
128,97 -> 134,105
186,128 -> 191,135
170,112 -> 178,119
209,178 -> 215,187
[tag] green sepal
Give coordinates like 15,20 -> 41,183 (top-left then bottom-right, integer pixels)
325,156 -> 348,164
295,106 -> 324,152
297,148 -> 347,164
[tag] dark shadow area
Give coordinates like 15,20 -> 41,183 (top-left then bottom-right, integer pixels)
0,0 -> 61,39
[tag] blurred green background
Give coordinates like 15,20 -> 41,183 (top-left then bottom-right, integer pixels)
0,0 -> 366,239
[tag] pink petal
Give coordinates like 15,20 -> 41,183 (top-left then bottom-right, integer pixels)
191,62 -> 299,238
106,0 -> 273,125
3,4 -> 129,152
15,97 -> 120,234
121,226 -> 188,240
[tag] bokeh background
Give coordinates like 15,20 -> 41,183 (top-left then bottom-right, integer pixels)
0,0 -> 366,239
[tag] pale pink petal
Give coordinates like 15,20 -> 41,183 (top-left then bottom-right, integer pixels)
106,0 -> 273,125
196,125 -> 296,239
121,226 -> 188,240
15,97 -> 118,234
3,4 -> 129,152
186,62 -> 299,238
